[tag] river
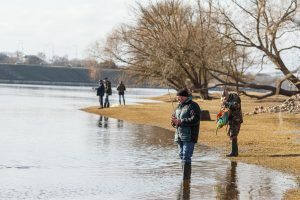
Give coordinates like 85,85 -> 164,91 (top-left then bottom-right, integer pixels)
0,84 -> 297,200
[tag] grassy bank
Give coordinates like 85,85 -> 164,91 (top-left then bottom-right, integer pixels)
82,94 -> 300,199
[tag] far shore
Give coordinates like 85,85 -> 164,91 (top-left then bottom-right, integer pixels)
82,93 -> 300,199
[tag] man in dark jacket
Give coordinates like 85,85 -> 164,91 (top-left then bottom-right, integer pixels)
104,77 -> 112,108
221,90 -> 243,157
171,88 -> 201,181
116,81 -> 126,105
96,80 -> 105,109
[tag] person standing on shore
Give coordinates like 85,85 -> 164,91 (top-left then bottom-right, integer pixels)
184,78 -> 194,97
104,77 -> 112,108
96,80 -> 105,109
116,81 -> 126,105
171,88 -> 201,181
221,89 -> 243,157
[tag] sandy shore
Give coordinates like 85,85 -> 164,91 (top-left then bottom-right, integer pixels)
82,94 -> 300,199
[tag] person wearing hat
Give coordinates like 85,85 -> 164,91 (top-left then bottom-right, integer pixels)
221,89 -> 243,157
96,80 -> 105,109
171,88 -> 201,181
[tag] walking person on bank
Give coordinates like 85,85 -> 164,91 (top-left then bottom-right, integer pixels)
171,88 -> 201,181
116,81 -> 126,105
96,80 -> 105,109
104,77 -> 112,108
221,89 -> 243,157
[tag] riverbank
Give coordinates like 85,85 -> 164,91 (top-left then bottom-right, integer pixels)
82,93 -> 300,199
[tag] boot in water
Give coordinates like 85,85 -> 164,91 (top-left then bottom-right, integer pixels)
226,138 -> 238,157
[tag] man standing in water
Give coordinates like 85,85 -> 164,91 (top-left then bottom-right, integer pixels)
171,88 -> 201,181
221,89 -> 243,157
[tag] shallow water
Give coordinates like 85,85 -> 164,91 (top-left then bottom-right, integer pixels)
0,84 -> 297,200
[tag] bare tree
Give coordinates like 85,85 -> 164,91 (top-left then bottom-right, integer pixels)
50,55 -> 69,66
102,0 -> 231,99
217,0 -> 300,98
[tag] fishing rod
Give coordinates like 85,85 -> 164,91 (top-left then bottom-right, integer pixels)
161,64 -> 176,114
168,86 -> 175,112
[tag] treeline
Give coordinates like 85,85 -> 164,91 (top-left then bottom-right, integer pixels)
91,0 -> 300,99
0,52 -> 118,69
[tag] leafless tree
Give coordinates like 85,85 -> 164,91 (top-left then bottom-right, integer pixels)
102,0 -> 233,99
50,55 -> 69,66
216,0 -> 300,98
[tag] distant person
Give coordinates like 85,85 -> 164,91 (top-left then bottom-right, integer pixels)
184,79 -> 194,97
104,77 -> 112,108
116,81 -> 126,105
221,89 -> 243,157
171,88 -> 201,181
96,80 -> 105,109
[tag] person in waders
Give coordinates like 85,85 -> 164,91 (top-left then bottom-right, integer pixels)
221,89 -> 243,157
171,88 -> 201,181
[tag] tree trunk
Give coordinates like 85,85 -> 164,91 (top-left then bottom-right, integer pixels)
199,88 -> 210,99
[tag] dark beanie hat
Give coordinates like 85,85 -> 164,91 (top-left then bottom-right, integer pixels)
176,88 -> 189,97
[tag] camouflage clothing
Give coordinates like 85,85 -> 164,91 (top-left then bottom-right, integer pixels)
224,93 -> 243,138
228,123 -> 241,137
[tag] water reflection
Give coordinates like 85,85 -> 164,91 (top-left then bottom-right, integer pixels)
177,181 -> 191,200
98,116 -> 109,128
215,161 -> 239,200
98,116 -> 124,129
117,119 -> 124,129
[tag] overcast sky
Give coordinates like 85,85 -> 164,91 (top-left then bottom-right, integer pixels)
0,0 -> 142,59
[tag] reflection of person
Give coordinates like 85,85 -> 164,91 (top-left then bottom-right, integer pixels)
116,81 -> 126,105
216,161 -> 239,200
117,119 -> 124,129
96,80 -> 105,109
98,116 -> 109,128
176,181 -> 190,200
171,88 -> 201,181
104,77 -> 112,108
221,89 -> 243,157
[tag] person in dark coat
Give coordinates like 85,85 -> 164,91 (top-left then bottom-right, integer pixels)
104,77 -> 112,108
221,89 -> 243,157
116,81 -> 126,105
96,80 -> 105,109
171,88 -> 201,181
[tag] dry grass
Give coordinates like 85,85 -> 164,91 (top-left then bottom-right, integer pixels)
82,93 -> 300,199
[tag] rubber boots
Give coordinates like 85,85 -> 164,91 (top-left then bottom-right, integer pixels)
182,163 -> 191,180
226,137 -> 238,157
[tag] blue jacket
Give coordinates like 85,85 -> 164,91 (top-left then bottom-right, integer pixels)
174,97 -> 201,143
